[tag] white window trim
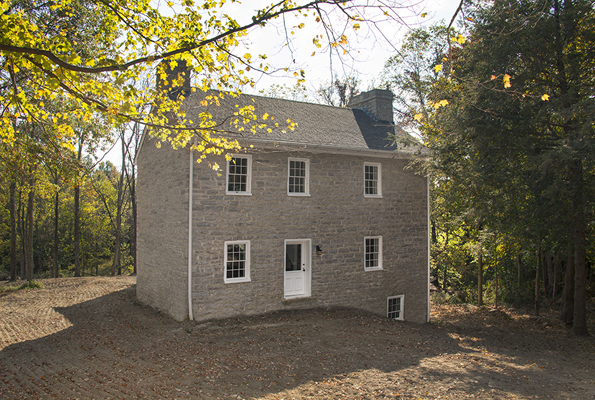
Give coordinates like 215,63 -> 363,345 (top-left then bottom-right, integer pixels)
364,162 -> 383,198
364,236 -> 383,271
287,157 -> 310,196
223,240 -> 251,283
387,295 -> 404,320
226,155 -> 252,196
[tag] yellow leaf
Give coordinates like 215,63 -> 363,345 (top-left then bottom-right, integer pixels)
503,74 -> 511,88
414,113 -> 423,122
491,75 -> 497,80
263,113 -> 269,120
311,52 -> 316,56
353,23 -> 360,30
439,99 -> 449,107
541,94 -> 550,101
456,35 -> 466,44
421,13 -> 427,18
434,64 -> 442,73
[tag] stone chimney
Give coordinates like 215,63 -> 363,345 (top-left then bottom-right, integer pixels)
347,89 -> 394,123
156,59 -> 191,100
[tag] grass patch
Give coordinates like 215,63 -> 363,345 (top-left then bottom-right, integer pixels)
0,280 -> 44,293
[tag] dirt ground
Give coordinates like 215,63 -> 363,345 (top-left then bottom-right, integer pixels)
0,277 -> 593,400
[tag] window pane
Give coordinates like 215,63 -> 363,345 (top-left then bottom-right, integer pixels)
286,244 -> 302,271
365,238 -> 380,269
289,160 -> 307,193
226,243 -> 246,279
228,157 -> 249,193
365,165 -> 378,195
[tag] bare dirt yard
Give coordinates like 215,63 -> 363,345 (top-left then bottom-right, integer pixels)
0,277 -> 593,400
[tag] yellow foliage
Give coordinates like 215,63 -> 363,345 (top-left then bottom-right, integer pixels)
503,74 -> 512,88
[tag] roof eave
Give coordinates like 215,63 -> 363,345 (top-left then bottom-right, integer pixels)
237,138 -> 429,160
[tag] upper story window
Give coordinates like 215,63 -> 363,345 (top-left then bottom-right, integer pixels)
364,236 -> 383,271
226,155 -> 252,195
364,162 -> 382,198
288,158 -> 310,196
224,240 -> 251,283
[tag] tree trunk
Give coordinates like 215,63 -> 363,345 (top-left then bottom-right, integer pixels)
478,252 -> 483,306
74,184 -> 81,277
18,192 -> 26,280
26,188 -> 34,281
534,247 -> 541,317
553,250 -> 561,298
495,262 -> 499,308
74,140 -> 83,278
545,251 -> 554,298
111,136 -> 126,276
54,184 -> 60,278
571,218 -> 589,336
560,243 -> 574,324
516,252 -> 522,288
9,181 -> 17,281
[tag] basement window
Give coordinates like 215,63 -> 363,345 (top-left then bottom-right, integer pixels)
387,295 -> 404,320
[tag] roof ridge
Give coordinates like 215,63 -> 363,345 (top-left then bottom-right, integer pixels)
193,87 -> 359,112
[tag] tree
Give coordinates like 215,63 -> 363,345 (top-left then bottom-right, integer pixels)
426,0 -> 595,335
381,25 -> 450,130
315,74 -> 361,106
1,0 -> 415,167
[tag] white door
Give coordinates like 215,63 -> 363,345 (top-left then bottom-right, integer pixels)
284,239 -> 310,298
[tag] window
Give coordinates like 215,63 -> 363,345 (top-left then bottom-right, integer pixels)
224,241 -> 250,283
226,155 -> 252,195
364,162 -> 382,197
387,295 -> 404,320
288,158 -> 310,196
364,236 -> 383,270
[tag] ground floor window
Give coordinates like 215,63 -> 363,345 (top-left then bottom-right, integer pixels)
364,236 -> 383,270
224,240 -> 250,283
387,295 -> 404,320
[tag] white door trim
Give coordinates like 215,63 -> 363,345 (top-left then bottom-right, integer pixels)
284,239 -> 311,299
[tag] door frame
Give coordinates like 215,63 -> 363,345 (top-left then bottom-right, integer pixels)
283,238 -> 312,299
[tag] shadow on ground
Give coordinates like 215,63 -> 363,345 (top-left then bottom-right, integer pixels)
0,284 -> 594,399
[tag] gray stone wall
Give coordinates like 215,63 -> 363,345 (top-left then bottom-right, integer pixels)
136,136 -> 190,321
190,149 -> 429,323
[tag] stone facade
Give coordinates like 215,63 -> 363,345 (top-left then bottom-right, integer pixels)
137,138 -> 429,323
136,137 -> 190,321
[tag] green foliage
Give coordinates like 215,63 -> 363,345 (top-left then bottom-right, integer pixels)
0,160 -> 134,278
390,2 -> 595,316
0,280 -> 43,292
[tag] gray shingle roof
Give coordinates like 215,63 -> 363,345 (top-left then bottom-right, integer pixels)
181,90 -> 425,155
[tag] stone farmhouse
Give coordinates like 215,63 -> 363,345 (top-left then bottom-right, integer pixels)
135,68 -> 430,324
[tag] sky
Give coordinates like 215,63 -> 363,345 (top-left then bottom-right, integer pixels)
106,0 -> 462,168
232,0 -> 462,94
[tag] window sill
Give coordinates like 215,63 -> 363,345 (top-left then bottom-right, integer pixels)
288,193 -> 311,197
365,267 -> 383,272
226,192 -> 252,196
224,278 -> 251,284
364,194 -> 383,199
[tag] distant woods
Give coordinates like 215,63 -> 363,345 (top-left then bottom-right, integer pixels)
0,126 -> 139,280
